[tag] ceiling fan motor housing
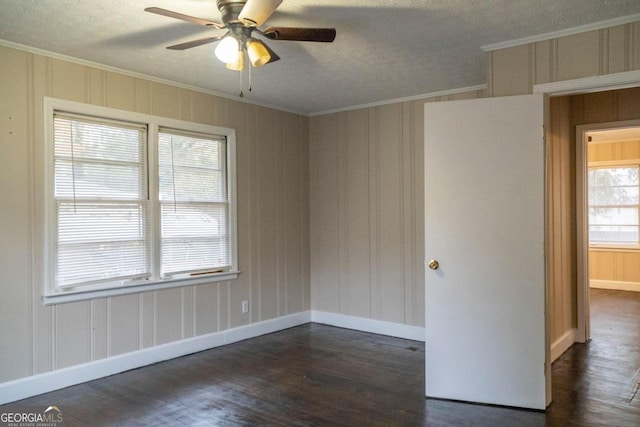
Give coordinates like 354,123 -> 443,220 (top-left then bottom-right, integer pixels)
216,1 -> 247,25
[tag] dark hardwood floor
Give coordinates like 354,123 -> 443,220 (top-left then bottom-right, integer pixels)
11,289 -> 640,426
546,289 -> 640,427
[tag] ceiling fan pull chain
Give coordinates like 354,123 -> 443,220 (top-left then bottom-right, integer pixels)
249,63 -> 253,93
239,67 -> 244,97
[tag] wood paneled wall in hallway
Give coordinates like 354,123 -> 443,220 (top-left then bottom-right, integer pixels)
548,96 -> 577,342
309,90 -> 484,327
0,45 -> 310,384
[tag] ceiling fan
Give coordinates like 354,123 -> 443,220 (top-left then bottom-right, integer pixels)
145,0 -> 336,71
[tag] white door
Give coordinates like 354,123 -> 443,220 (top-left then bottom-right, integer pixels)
424,94 -> 547,410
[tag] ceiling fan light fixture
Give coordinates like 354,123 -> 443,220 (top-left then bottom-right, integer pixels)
147,1 -> 337,75
246,39 -> 271,67
225,50 -> 245,71
214,35 -> 240,63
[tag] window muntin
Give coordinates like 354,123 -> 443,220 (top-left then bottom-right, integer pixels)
588,166 -> 640,245
44,98 -> 237,301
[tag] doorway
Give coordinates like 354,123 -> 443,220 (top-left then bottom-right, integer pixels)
579,122 -> 640,336
546,86 -> 640,416
546,87 -> 640,353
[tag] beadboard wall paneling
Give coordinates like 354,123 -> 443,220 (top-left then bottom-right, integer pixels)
588,139 -> 640,162
548,96 -> 576,342
0,47 -> 33,381
590,250 -> 640,285
488,22 -> 640,97
0,44 -> 310,384
309,114 -> 339,314
309,89 -> 484,327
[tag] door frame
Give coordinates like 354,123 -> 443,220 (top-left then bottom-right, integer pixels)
534,70 -> 640,350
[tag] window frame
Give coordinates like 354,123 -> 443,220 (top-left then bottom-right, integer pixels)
42,97 -> 238,305
587,161 -> 640,250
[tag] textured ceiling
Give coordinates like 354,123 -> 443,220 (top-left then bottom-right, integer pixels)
1,0 -> 640,115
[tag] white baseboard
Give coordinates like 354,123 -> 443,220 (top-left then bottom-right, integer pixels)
590,280 -> 640,292
0,311 -> 311,405
311,311 -> 425,342
550,328 -> 577,362
0,310 -> 424,404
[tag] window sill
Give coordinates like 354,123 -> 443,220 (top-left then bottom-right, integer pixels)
589,244 -> 640,253
42,271 -> 239,305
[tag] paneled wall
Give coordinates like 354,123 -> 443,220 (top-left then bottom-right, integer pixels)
310,22 -> 640,338
488,21 -> 640,345
589,139 -> 640,289
309,20 -> 640,340
488,22 -> 640,97
548,96 -> 576,342
309,89 -> 484,327
590,249 -> 640,287
589,139 -> 640,161
0,45 -> 310,384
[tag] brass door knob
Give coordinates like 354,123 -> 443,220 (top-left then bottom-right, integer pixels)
428,259 -> 439,270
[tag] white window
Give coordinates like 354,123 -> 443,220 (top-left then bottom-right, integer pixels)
53,114 -> 150,288
157,129 -> 230,277
588,165 -> 640,245
44,98 -> 237,304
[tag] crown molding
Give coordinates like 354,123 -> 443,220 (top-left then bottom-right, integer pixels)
482,14 -> 640,52
308,84 -> 488,116
533,70 -> 640,96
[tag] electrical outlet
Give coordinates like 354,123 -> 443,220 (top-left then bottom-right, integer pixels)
241,300 -> 249,314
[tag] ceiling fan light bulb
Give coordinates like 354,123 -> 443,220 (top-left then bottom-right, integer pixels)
225,51 -> 245,71
215,36 -> 240,63
247,39 -> 271,67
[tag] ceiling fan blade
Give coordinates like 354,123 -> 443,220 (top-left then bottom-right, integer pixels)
145,7 -> 224,29
238,0 -> 283,27
261,41 -> 281,64
263,27 -> 336,42
166,36 -> 223,50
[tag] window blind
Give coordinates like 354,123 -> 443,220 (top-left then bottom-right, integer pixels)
158,129 -> 230,276
53,114 -> 150,288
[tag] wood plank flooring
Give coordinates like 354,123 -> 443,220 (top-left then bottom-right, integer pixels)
12,289 -> 640,426
547,289 -> 640,426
